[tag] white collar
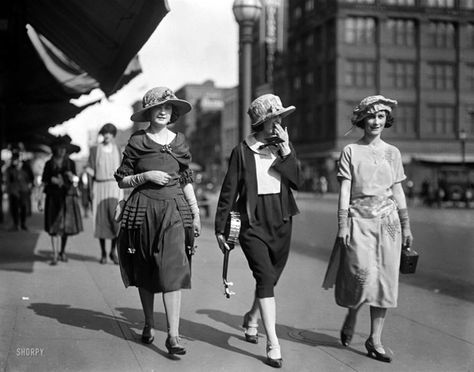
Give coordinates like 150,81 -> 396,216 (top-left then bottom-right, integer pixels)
245,134 -> 275,155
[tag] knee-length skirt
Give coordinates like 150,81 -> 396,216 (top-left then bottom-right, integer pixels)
92,180 -> 122,239
117,191 -> 191,293
44,189 -> 83,236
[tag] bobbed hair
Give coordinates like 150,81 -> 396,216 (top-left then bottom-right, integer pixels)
354,110 -> 394,129
99,123 -> 117,136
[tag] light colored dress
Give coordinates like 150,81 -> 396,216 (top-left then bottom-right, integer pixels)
88,143 -> 123,239
323,140 -> 406,308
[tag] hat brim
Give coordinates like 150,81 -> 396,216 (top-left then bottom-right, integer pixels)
131,99 -> 192,122
251,106 -> 296,127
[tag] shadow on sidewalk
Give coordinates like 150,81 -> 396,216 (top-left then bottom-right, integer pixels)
36,249 -> 100,263
26,303 -> 262,362
0,227 -> 44,273
116,307 -> 260,361
196,309 -> 342,349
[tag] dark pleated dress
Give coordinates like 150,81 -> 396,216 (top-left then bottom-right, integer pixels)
115,131 -> 194,294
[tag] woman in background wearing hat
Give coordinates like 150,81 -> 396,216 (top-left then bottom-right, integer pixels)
86,123 -> 123,264
40,136 -> 83,265
322,95 -> 414,363
114,87 -> 200,355
215,94 -> 303,368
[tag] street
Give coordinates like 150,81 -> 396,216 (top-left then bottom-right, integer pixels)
0,193 -> 473,372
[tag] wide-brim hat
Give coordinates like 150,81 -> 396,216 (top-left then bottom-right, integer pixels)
131,87 -> 192,123
50,135 -> 81,154
351,95 -> 397,127
248,94 -> 295,127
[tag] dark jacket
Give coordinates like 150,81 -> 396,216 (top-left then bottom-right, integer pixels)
215,141 -> 303,234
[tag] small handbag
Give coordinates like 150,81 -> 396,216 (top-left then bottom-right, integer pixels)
400,247 -> 419,274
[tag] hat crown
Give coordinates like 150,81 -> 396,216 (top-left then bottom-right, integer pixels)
142,87 -> 177,109
353,95 -> 397,114
248,94 -> 285,124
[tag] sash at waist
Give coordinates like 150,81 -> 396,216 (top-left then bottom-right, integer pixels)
137,184 -> 182,200
349,195 -> 396,219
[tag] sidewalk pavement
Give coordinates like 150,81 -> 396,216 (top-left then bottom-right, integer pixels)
0,197 -> 473,372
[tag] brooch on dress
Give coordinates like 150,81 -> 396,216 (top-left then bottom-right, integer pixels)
161,144 -> 172,153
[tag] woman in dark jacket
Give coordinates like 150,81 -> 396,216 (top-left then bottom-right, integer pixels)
41,136 -> 83,265
215,94 -> 303,368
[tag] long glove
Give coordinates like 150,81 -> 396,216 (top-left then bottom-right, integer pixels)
398,208 -> 413,248
119,173 -> 148,188
337,209 -> 349,248
183,184 -> 201,237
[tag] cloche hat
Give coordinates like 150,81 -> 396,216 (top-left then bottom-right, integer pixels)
131,87 -> 192,123
247,94 -> 295,127
351,95 -> 397,127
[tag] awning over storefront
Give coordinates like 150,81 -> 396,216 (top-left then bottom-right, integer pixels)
24,0 -> 169,96
411,153 -> 474,166
1,0 -> 169,149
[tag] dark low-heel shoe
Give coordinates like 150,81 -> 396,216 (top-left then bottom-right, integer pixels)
365,339 -> 392,363
141,325 -> 154,344
242,312 -> 259,344
165,336 -> 186,355
266,343 -> 282,368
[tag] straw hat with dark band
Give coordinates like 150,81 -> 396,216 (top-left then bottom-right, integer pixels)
247,94 -> 295,127
131,87 -> 192,123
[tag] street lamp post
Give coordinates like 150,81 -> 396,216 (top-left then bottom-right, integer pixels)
233,0 -> 262,141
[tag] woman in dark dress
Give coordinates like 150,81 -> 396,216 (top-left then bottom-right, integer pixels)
215,94 -> 303,368
114,87 -> 200,355
41,136 -> 83,265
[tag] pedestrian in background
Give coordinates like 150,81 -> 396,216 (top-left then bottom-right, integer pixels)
78,165 -> 93,218
114,87 -> 200,355
86,123 -> 123,264
40,136 -> 83,265
5,152 -> 33,231
215,94 -> 303,368
323,95 -> 413,363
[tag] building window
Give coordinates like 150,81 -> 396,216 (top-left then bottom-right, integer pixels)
388,61 -> 416,88
344,17 -> 376,44
461,0 -> 474,9
293,76 -> 301,90
306,34 -> 314,48
305,0 -> 314,11
294,6 -> 302,20
327,21 -> 336,56
427,63 -> 455,90
427,21 -> 455,48
467,24 -> 474,48
314,64 -> 323,90
387,19 -> 416,47
468,106 -> 474,134
296,41 -> 302,54
382,0 -> 415,4
305,72 -> 314,85
393,104 -> 416,135
427,105 -> 455,136
345,60 -> 376,87
467,65 -> 474,90
424,0 -> 454,7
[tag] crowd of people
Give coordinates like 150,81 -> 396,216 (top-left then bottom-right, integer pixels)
0,90 -> 415,368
